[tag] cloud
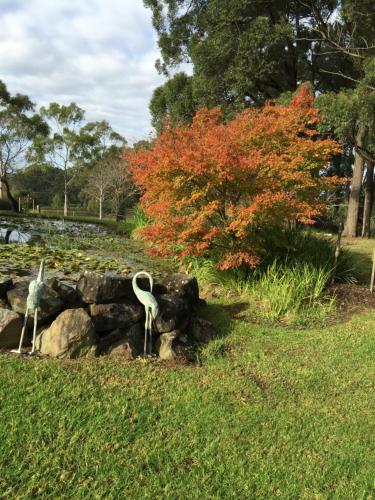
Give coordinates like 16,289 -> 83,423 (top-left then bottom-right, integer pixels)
0,0 -> 165,142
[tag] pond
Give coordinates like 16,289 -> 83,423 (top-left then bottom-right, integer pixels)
0,217 -> 109,244
0,216 -> 176,282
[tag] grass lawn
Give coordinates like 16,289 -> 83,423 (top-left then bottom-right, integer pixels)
342,237 -> 374,285
0,238 -> 374,498
0,309 -> 374,498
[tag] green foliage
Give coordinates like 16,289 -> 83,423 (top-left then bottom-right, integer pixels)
150,72 -> 196,133
186,229 -> 355,325
12,164 -> 64,206
316,90 -> 358,144
131,206 -> 150,233
261,229 -> 356,284
251,262 -> 335,325
145,0 -> 357,130
0,80 -> 48,210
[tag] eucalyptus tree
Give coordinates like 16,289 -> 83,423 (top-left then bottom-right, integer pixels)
78,120 -> 126,165
78,121 -> 126,219
311,0 -> 375,236
144,0 -> 352,130
0,80 -> 48,211
39,103 -> 86,217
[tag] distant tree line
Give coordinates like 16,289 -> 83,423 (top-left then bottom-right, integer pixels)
0,82 -> 141,219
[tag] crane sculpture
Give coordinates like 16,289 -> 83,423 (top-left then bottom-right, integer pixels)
12,259 -> 46,355
132,271 -> 159,355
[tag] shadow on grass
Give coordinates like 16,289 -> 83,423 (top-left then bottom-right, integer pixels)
342,237 -> 374,285
187,302 -> 243,364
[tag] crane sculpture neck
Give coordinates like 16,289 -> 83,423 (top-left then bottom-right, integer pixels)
37,259 -> 45,283
132,271 -> 153,294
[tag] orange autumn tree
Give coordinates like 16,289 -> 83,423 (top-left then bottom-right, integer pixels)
129,85 -> 342,270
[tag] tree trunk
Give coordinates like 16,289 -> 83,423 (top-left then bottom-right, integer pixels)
361,161 -> 374,237
1,177 -> 19,212
343,126 -> 366,237
64,191 -> 68,217
99,190 -> 103,220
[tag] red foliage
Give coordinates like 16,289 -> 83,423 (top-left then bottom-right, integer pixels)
290,82 -> 315,108
129,86 -> 342,270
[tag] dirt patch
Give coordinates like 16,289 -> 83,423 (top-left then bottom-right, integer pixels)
221,302 -> 250,319
328,283 -> 375,321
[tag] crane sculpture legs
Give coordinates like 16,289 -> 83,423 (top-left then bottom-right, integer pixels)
144,306 -> 153,355
12,259 -> 45,356
12,307 -> 39,355
30,308 -> 38,355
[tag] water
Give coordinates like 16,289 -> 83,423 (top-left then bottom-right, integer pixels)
0,217 -> 110,244
0,216 -> 176,282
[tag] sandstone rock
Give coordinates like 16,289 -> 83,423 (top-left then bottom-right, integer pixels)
89,301 -> 143,333
105,323 -> 144,359
0,307 -> 23,348
46,278 -> 82,307
0,279 -> 12,298
162,274 -> 199,305
155,331 -> 178,360
7,281 -> 64,324
35,308 -> 96,358
189,317 -> 216,343
154,294 -> 190,333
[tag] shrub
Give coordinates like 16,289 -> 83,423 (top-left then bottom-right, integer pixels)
130,85 -> 342,270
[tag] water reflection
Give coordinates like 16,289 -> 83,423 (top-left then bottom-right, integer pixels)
0,216 -> 110,245
0,227 -> 30,244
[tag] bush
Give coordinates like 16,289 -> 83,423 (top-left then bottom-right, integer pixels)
252,262 -> 335,325
261,229 -> 355,284
130,85 -> 342,270
186,229 -> 355,325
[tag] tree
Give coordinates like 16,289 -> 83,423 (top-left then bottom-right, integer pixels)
150,72 -> 196,133
12,163 -> 64,207
39,103 -> 85,217
81,149 -> 137,220
0,80 -> 48,211
307,0 -> 375,236
81,159 -> 112,220
130,85 -> 341,269
316,62 -> 375,236
78,120 -> 126,166
144,0 -> 355,131
109,150 -> 138,220
78,121 -> 127,219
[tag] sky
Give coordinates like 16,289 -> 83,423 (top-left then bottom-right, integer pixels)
0,0 -> 168,143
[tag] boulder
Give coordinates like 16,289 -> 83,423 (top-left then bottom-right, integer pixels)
35,308 -> 96,358
89,301 -> 143,333
155,331 -> 178,360
154,294 -> 190,334
0,298 -> 10,310
77,271 -> 144,303
7,281 -> 64,324
0,307 -> 23,348
189,317 -> 217,343
105,323 -> 144,359
46,278 -> 82,307
162,274 -> 199,306
0,279 -> 13,299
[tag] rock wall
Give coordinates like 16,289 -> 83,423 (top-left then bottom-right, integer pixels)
0,271 -> 216,361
